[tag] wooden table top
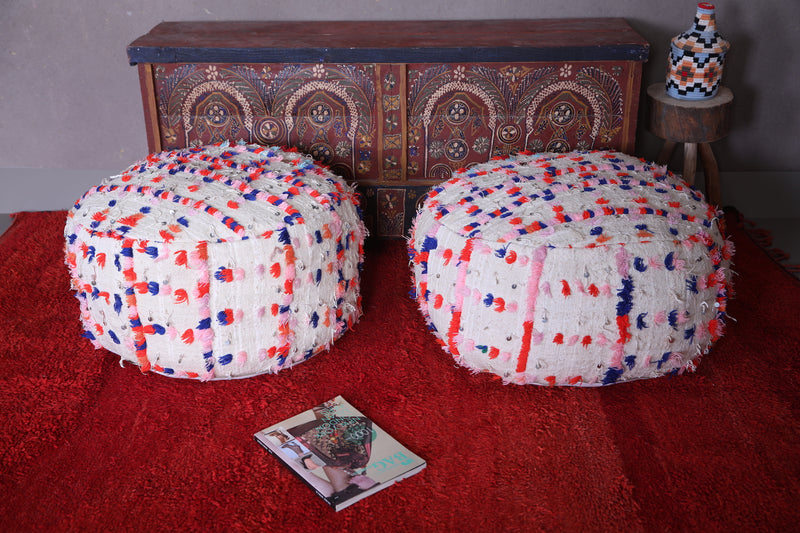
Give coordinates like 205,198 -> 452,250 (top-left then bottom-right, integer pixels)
128,18 -> 650,64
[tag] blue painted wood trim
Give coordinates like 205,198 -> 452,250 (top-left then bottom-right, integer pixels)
127,44 -> 649,66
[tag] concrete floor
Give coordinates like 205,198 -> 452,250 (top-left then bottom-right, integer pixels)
748,217 -> 800,267
0,214 -> 11,237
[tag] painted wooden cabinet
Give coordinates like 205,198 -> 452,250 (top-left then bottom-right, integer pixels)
129,19 -> 649,237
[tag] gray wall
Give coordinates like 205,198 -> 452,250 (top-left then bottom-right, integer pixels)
1,0 -> 798,208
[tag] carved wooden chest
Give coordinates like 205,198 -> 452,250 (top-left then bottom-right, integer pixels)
128,19 -> 649,237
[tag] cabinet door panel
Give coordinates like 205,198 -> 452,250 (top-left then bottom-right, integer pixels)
152,63 -> 380,182
406,61 -> 636,180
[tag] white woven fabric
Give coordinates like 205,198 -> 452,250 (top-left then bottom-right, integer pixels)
409,151 -> 733,385
65,142 -> 366,380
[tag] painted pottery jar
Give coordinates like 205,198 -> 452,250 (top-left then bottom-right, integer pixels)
666,2 -> 730,100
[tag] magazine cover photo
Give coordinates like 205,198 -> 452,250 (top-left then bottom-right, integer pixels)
255,396 -> 425,510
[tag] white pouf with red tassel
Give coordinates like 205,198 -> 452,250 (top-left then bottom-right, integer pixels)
409,150 -> 733,386
65,142 -> 366,380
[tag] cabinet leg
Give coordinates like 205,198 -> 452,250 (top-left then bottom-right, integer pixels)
682,142 -> 698,185
698,142 -> 721,206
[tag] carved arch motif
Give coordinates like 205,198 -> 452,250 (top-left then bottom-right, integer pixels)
180,80 -> 257,146
419,81 -> 499,176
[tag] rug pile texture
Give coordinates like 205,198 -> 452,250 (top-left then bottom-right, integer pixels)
0,209 -> 798,532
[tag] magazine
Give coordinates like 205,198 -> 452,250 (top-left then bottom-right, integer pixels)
254,396 -> 426,511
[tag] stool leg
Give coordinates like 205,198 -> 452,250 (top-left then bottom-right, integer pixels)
699,143 -> 721,206
683,142 -> 698,185
657,140 -> 677,166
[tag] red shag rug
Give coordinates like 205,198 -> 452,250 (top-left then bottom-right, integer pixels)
1,209 -> 798,532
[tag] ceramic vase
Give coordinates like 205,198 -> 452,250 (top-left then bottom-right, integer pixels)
666,2 -> 730,100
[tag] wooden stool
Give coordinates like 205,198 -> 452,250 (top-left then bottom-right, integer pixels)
646,82 -> 733,206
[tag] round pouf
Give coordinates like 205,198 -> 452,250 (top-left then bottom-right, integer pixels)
65,142 -> 366,380
409,150 -> 733,386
